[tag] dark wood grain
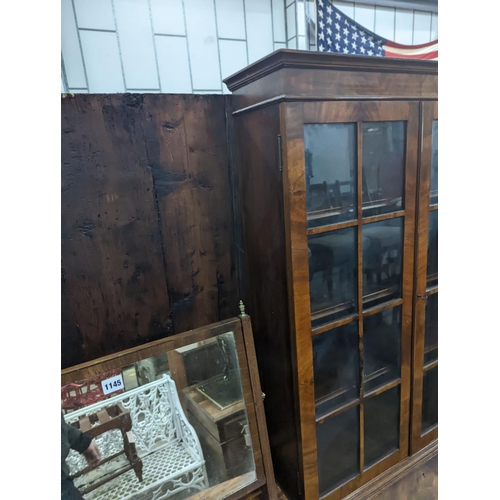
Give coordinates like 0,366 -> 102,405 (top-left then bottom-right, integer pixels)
231,55 -> 436,500
225,51 -> 437,113
141,94 -> 237,334
232,103 -> 301,500
281,101 -> 319,500
61,94 -> 172,366
61,94 -> 237,367
225,50 -> 437,92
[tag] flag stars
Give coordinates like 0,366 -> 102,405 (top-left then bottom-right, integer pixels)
327,16 -> 332,25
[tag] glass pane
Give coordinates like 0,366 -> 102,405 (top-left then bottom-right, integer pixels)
362,121 -> 405,217
363,218 -> 403,308
364,386 -> 400,469
304,123 -> 356,228
313,322 -> 359,418
430,120 -> 438,205
424,293 -> 438,365
422,366 -> 438,433
61,332 -> 257,499
363,307 -> 401,393
427,210 -> 438,287
309,228 -> 357,327
317,406 -> 360,495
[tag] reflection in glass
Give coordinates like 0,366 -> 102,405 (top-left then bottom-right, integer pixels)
430,120 -> 438,205
427,210 -> 438,287
424,293 -> 438,365
61,332 -> 256,500
317,406 -> 360,495
422,366 -> 438,433
363,218 -> 403,308
309,228 -> 357,327
304,123 -> 356,228
363,307 -> 401,393
362,121 -> 405,217
313,322 -> 359,417
364,386 -> 400,469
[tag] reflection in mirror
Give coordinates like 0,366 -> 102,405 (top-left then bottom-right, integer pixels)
363,307 -> 401,393
362,121 -> 406,217
362,218 -> 403,308
313,321 -> 359,418
430,120 -> 438,205
304,123 -> 357,228
427,210 -> 438,287
61,332 -> 256,500
308,228 -> 357,328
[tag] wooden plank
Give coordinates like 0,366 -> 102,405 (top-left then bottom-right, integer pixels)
281,101 -> 319,499
399,102 -> 420,460
141,95 -> 237,333
240,314 -> 279,500
411,101 -> 438,453
61,94 -> 172,363
79,416 -> 92,433
233,103 -> 300,499
96,409 -> 111,424
357,121 -> 365,475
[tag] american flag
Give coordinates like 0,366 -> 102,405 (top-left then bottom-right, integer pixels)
316,0 -> 438,60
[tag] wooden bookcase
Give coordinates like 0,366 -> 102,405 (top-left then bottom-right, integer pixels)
225,50 -> 438,500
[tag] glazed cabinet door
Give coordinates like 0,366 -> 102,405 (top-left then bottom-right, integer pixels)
411,101 -> 438,453
281,101 -> 419,500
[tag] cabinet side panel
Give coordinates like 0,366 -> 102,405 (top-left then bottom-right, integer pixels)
233,105 -> 300,499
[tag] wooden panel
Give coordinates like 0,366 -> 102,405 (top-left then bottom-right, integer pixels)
411,101 -> 438,453
281,102 -> 318,499
232,104 -> 300,499
141,94 -> 237,333
230,68 -> 437,113
61,94 -> 172,366
61,94 -> 237,367
225,51 -> 438,113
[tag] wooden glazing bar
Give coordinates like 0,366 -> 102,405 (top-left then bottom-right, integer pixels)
311,314 -> 358,337
307,219 -> 358,236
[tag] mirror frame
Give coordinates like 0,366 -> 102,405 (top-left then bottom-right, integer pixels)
61,315 -> 277,500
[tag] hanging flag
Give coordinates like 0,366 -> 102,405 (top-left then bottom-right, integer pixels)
316,0 -> 438,60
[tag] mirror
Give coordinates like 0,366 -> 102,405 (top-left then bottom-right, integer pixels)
61,331 -> 257,500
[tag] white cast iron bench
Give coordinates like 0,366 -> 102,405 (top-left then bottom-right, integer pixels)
65,374 -> 208,500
